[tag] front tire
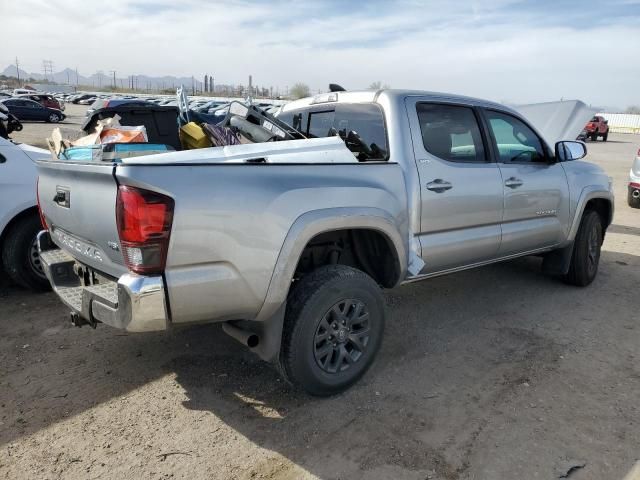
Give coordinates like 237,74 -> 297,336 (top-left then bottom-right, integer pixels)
1,215 -> 50,291
563,210 -> 603,287
47,113 -> 60,123
279,265 -> 386,396
629,188 -> 640,209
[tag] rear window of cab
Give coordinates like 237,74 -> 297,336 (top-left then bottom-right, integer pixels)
277,103 -> 389,162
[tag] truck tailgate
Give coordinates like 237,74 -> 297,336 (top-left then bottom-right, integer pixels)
37,160 -> 127,278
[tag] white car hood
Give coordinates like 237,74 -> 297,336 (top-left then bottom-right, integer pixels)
515,100 -> 597,146
0,138 -> 50,161
17,141 -> 50,162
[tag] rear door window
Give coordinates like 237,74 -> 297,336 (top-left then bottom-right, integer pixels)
416,103 -> 487,162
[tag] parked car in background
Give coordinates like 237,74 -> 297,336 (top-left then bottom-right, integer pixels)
629,147 -> 640,208
37,89 -> 614,395
77,96 -> 97,105
71,94 -> 96,104
12,88 -> 36,96
582,115 -> 609,141
16,93 -> 65,111
0,136 -> 50,290
85,98 -> 152,116
0,98 -> 65,123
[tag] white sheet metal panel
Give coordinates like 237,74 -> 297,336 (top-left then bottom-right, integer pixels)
597,113 -> 640,134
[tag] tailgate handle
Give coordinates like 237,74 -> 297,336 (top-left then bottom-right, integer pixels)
54,188 -> 70,208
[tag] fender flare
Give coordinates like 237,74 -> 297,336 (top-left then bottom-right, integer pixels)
254,207 -> 408,322
567,186 -> 614,242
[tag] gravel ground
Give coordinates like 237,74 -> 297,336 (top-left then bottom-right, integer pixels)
1,127 -> 639,480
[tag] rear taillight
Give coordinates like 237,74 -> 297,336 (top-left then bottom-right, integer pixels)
36,177 -> 48,230
116,185 -> 174,275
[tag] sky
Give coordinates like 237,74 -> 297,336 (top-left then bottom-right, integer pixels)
2,0 -> 639,108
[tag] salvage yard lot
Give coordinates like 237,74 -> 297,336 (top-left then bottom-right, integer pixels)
1,127 -> 639,479
9,103 -> 88,149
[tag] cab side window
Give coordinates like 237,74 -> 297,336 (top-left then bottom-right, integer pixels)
416,103 -> 486,162
485,110 -> 546,163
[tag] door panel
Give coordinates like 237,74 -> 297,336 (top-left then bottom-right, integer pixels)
405,98 -> 504,273
483,109 -> 570,255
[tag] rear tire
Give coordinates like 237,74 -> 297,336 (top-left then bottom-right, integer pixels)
563,210 -> 602,287
602,130 -> 608,141
590,132 -> 598,141
1,215 -> 50,291
279,265 -> 386,396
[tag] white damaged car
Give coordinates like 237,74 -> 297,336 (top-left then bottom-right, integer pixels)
629,147 -> 640,209
0,136 -> 51,290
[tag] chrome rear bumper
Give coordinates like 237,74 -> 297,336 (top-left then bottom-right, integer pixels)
37,231 -> 169,332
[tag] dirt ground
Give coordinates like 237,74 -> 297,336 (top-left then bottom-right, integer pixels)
1,125 -> 639,479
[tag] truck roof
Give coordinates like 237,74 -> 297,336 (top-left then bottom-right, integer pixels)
282,89 -> 512,114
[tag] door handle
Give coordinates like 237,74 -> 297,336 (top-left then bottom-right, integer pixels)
504,177 -> 523,189
426,179 -> 453,193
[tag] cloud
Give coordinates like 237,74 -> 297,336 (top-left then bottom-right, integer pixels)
2,0 -> 639,107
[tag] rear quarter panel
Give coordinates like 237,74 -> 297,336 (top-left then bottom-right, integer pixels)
116,163 -> 408,324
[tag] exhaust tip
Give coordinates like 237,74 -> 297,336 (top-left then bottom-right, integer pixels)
633,189 -> 640,199
222,322 -> 260,349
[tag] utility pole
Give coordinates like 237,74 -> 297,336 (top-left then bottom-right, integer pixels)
75,67 -> 79,86
42,60 -> 54,81
15,57 -> 20,86
109,70 -> 116,88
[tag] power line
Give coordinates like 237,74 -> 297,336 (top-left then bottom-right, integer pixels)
42,59 -> 54,81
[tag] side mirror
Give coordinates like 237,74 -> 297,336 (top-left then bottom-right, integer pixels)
555,140 -> 587,161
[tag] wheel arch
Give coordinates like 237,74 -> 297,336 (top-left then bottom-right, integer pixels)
0,205 -> 39,276
568,188 -> 614,242
0,206 -> 39,251
254,207 -> 408,323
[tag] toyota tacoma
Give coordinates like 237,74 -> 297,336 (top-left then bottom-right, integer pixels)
36,90 -> 614,395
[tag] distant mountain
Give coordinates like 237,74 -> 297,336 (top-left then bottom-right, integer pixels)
2,65 -> 38,80
2,64 -> 208,90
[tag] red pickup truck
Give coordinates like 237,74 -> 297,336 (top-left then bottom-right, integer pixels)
582,115 -> 609,141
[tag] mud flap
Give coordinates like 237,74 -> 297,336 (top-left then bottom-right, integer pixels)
541,242 -> 574,276
227,303 -> 286,364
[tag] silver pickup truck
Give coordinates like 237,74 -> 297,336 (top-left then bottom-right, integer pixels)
37,90 -> 614,395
